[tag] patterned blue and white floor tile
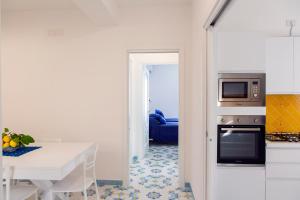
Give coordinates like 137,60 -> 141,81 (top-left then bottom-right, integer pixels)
70,145 -> 194,200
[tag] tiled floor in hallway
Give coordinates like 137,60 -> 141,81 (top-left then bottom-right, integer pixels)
70,145 -> 194,200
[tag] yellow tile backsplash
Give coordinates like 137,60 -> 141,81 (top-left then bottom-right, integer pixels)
266,95 -> 300,133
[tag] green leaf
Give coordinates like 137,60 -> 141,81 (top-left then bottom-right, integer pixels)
11,134 -> 19,140
4,128 -> 9,133
12,137 -> 20,144
20,135 -> 34,145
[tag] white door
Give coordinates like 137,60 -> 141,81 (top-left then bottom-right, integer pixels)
294,37 -> 300,93
266,37 -> 294,94
143,67 -> 150,152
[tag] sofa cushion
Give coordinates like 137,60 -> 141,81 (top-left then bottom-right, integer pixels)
155,109 -> 165,118
151,113 -> 166,124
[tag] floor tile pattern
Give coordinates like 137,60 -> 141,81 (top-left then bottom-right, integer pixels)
69,145 -> 194,200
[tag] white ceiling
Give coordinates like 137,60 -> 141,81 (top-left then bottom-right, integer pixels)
2,0 -> 77,11
2,0 -> 192,11
216,0 -> 300,35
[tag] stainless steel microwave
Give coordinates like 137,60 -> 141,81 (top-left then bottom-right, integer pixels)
218,73 -> 265,107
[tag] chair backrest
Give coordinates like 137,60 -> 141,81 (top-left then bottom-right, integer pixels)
3,167 -> 13,200
83,144 -> 98,189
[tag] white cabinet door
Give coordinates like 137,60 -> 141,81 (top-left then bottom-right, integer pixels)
266,37 -> 294,94
267,179 -> 300,200
216,167 -> 265,200
266,146 -> 300,200
294,37 -> 300,93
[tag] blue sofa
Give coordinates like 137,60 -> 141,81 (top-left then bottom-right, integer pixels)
149,112 -> 178,144
155,109 -> 178,122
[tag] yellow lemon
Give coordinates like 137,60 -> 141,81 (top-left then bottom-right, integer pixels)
3,142 -> 9,148
9,140 -> 18,148
3,135 -> 11,143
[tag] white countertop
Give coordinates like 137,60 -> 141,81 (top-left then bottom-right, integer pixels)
266,140 -> 300,149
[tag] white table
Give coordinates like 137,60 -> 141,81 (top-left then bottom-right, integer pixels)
3,142 -> 96,200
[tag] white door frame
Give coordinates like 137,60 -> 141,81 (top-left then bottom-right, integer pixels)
142,66 -> 150,153
124,49 -> 185,188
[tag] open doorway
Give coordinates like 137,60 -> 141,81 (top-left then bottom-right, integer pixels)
127,51 -> 187,199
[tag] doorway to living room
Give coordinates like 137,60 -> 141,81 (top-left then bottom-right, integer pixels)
127,51 -> 188,199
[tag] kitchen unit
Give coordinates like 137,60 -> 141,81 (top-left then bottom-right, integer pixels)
266,138 -> 300,200
215,115 -> 266,200
266,37 -> 300,94
264,35 -> 300,200
265,36 -> 300,200
205,1 -> 300,200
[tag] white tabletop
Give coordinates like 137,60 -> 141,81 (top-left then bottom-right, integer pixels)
3,142 -> 95,180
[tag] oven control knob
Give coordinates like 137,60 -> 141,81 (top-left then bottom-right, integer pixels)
236,118 -> 240,123
254,119 -> 259,123
221,118 -> 225,123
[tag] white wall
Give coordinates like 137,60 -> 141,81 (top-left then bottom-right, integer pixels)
1,4 -> 192,181
149,64 -> 179,118
189,0 -> 218,199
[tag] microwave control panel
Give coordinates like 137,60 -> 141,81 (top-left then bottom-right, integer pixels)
251,80 -> 260,99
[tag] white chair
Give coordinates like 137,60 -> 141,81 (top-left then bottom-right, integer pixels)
50,145 -> 100,200
3,166 -> 38,200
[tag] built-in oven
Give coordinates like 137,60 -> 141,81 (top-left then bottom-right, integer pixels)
218,73 -> 265,107
217,115 -> 266,165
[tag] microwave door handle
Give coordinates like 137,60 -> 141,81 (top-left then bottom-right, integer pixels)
221,128 -> 261,132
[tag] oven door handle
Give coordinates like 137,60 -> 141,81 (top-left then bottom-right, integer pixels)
221,128 -> 261,132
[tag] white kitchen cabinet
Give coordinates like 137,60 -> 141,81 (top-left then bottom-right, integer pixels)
267,179 -> 300,200
266,142 -> 300,200
216,166 -> 265,200
216,32 -> 266,72
294,37 -> 300,92
266,37 -> 294,94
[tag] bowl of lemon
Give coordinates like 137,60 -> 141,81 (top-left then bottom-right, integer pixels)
2,128 -> 35,152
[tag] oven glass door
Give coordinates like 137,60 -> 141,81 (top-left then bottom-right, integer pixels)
219,79 -> 250,102
217,125 -> 265,164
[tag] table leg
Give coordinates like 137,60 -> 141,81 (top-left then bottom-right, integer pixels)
31,180 -> 65,200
